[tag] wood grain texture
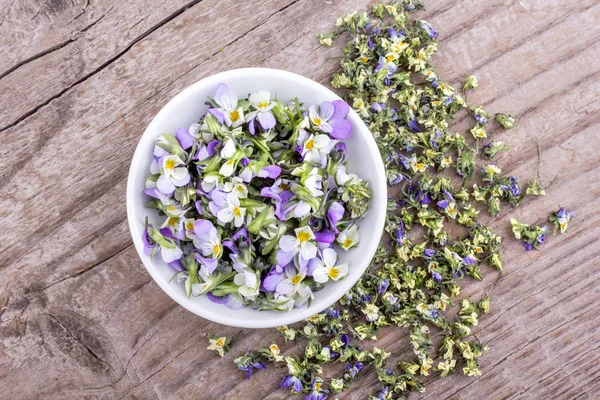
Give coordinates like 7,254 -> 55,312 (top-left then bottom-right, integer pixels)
1,0 -> 599,398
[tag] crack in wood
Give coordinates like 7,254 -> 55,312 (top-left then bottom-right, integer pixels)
45,311 -> 111,370
0,0 -> 206,134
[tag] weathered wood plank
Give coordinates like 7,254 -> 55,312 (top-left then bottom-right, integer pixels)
0,0 -> 599,399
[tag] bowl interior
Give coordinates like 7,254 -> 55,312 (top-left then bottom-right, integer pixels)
127,68 -> 387,328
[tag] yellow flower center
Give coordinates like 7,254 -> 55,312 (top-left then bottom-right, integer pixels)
230,110 -> 240,122
185,222 -> 194,231
312,117 -> 321,125
167,205 -> 177,212
233,207 -> 242,217
386,54 -> 395,62
297,231 -> 311,243
237,185 -> 244,192
215,338 -> 224,347
305,139 -> 315,150
167,217 -> 179,226
315,382 -> 322,391
328,268 -> 339,279
213,244 -> 221,256
360,57 -> 368,63
258,101 -> 268,109
165,159 -> 176,170
279,183 -> 290,191
343,238 -> 353,248
270,344 -> 279,352
291,275 -> 303,285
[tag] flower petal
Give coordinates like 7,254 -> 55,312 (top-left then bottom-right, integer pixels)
329,118 -> 352,139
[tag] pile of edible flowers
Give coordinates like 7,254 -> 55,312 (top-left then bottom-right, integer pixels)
142,83 -> 371,310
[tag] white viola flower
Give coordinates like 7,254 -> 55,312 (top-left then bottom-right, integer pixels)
216,193 -> 246,227
336,225 -> 359,250
294,283 -> 313,308
213,83 -> 245,127
278,226 -> 317,263
233,263 -> 260,300
157,155 -> 190,195
300,132 -> 338,166
312,248 -> 349,283
220,138 -> 237,159
246,90 -> 276,130
191,271 -> 215,296
201,174 -> 221,193
335,165 -> 359,186
161,245 -> 183,264
161,214 -> 184,239
183,218 -> 196,240
275,264 -> 308,296
224,177 -> 248,199
304,168 -> 324,197
189,122 -> 214,143
219,159 -> 236,177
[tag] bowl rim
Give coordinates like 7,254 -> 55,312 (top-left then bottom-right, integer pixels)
126,67 -> 386,328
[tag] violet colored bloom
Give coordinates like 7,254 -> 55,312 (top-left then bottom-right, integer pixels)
345,362 -> 365,378
367,37 -> 374,49
175,127 -> 195,150
374,56 -> 397,77
474,114 -> 487,125
463,255 -> 477,265
238,361 -> 266,380
443,189 -> 454,201
327,202 -> 344,233
258,165 -> 282,179
314,230 -> 335,244
371,102 -> 383,113
524,242 -> 533,251
538,234 -> 546,244
193,219 -> 222,258
421,192 -> 431,205
329,308 -> 340,318
437,199 -> 449,209
211,83 -> 245,127
396,222 -> 406,245
378,279 -> 389,294
142,229 -> 155,257
366,20 -> 381,34
432,78 -> 439,88
408,118 -> 419,132
341,334 -> 350,347
262,265 -> 284,292
509,176 -> 521,197
424,248 -> 436,257
445,95 -> 454,106
194,140 -> 218,161
279,375 -> 302,392
194,253 -> 218,275
168,260 -> 184,272
398,154 -> 410,170
432,271 -> 442,282
308,100 -> 352,139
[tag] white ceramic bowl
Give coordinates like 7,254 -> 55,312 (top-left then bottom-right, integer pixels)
127,68 -> 386,328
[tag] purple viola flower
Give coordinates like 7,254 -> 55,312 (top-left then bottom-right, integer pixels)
345,362 -> 365,378
509,176 -> 521,197
432,78 -> 439,88
366,20 -> 381,34
341,334 -> 350,347
308,100 -> 352,140
279,375 -> 302,392
314,230 -> 335,245
194,253 -> 218,275
524,242 -> 533,251
327,202 -> 344,234
474,114 -> 487,125
329,308 -> 340,318
421,21 -> 439,39
374,56 -> 397,77
258,165 -> 282,179
142,229 -> 155,257
432,271 -> 442,282
371,102 -> 383,113
238,361 -> 266,380
538,233 -> 546,244
378,279 -> 389,294
421,192 -> 431,205
168,260 -> 184,272
262,265 -> 284,292
437,199 -> 449,209
175,127 -> 195,150
396,222 -> 406,245
207,292 -> 244,310
445,95 -> 454,106
463,255 -> 477,265
195,140 -> 219,162
408,118 -> 420,132
367,37 -> 374,49
424,248 -> 436,257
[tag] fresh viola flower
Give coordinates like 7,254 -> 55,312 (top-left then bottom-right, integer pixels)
246,90 -> 276,130
327,202 -> 345,233
337,225 -> 359,250
308,100 -> 352,139
335,165 -> 359,186
157,155 -> 190,195
303,167 -> 324,197
233,263 -> 260,300
277,226 -> 318,265
209,190 -> 246,228
193,219 -> 222,258
378,278 -> 389,293
210,83 -> 245,127
175,127 -> 195,150
275,264 -> 310,298
298,130 -> 338,166
195,254 -> 218,275
223,177 -> 248,199
313,248 -> 349,283
549,206 -> 574,234
160,214 -> 185,240
144,225 -> 183,263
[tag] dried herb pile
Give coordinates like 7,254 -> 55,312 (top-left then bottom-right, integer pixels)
207,1 -> 573,398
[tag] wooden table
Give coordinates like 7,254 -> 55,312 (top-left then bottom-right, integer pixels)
1,0 -> 599,398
